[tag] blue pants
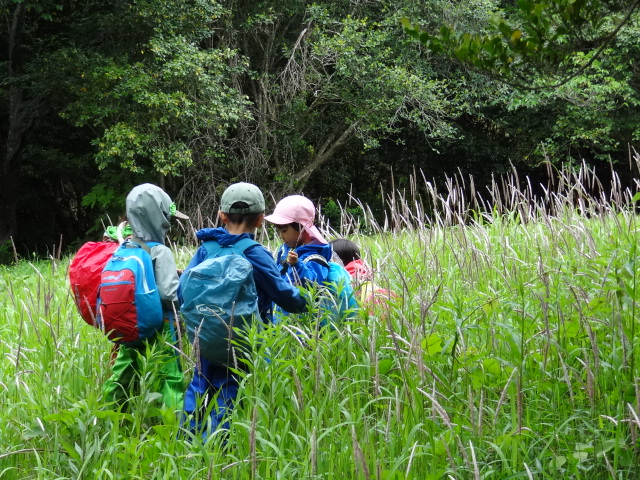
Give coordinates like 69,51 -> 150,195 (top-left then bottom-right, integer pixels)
182,356 -> 240,440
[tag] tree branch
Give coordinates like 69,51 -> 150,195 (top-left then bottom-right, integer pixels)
292,120 -> 360,187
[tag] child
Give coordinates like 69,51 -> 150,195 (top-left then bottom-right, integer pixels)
264,194 -> 332,321
181,182 -> 308,440
102,183 -> 185,411
330,238 -> 372,281
330,238 -> 397,315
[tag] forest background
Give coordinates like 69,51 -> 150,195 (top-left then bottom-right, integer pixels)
2,0 -> 640,261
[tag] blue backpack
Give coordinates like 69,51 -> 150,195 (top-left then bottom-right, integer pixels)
179,238 -> 261,367
97,239 -> 164,344
304,255 -> 360,324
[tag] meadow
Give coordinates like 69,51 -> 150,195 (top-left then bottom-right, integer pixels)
2,161 -> 640,479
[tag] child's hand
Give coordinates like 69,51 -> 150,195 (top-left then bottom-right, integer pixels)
287,250 -> 298,266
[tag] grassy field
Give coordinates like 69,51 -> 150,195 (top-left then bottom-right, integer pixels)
2,163 -> 640,479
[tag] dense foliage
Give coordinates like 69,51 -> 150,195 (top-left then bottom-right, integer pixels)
1,0 -> 639,259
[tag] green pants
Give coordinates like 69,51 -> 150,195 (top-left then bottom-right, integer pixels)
103,322 -> 184,410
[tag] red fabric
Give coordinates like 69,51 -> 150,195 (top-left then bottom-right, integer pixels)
344,259 -> 373,282
68,242 -> 118,326
99,268 -> 140,343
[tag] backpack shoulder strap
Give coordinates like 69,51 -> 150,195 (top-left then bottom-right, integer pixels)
233,237 -> 259,253
304,254 -> 329,268
126,236 -> 159,255
202,238 -> 259,259
202,240 -> 222,258
276,244 -> 287,259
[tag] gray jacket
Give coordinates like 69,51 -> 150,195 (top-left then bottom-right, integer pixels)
126,184 -> 179,312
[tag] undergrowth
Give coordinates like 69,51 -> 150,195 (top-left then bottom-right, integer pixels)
2,159 -> 640,479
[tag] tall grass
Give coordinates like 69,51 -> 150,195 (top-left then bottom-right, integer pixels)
2,157 -> 640,478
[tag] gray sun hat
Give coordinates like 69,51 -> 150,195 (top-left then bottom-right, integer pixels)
220,182 -> 265,214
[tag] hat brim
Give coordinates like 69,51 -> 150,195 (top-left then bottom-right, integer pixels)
265,212 -> 327,243
264,213 -> 294,225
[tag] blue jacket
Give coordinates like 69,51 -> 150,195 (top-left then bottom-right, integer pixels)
275,243 -> 332,287
272,242 -> 332,323
181,227 -> 307,323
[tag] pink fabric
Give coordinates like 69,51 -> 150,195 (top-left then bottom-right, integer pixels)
363,287 -> 398,316
265,195 -> 327,244
343,260 -> 400,317
344,259 -> 373,282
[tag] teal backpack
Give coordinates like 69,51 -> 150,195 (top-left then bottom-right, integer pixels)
179,239 -> 260,366
303,255 -> 360,324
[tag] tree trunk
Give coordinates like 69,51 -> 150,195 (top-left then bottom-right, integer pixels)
0,127 -> 22,249
1,3 -> 27,250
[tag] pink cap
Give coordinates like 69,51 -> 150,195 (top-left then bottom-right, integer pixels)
265,195 -> 327,244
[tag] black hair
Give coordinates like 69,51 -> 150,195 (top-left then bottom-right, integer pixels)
330,238 -> 360,264
225,201 -> 264,227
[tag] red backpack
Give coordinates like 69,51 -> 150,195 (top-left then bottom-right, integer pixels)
97,240 -> 163,344
69,242 -> 119,326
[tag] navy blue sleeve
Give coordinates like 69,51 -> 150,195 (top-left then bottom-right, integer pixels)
245,244 -> 307,315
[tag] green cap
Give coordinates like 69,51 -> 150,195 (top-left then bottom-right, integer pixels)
220,182 -> 265,214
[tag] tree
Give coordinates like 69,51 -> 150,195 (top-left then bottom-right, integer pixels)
1,0 -> 38,250
57,0 -> 251,200
400,0 -> 640,169
2,0 -> 513,250
0,0 -> 251,254
402,0 -> 640,88
12,0 -> 639,255
184,0 -> 490,202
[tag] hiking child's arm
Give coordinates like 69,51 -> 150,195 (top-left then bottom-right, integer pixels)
151,245 -> 180,312
246,245 -> 307,313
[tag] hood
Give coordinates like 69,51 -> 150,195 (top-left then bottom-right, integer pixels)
296,242 -> 332,261
196,227 -> 254,246
126,183 -> 173,243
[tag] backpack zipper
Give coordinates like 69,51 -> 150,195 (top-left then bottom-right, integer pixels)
114,254 -> 153,292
